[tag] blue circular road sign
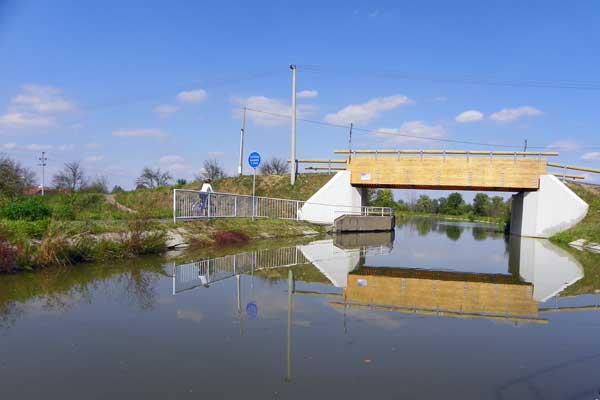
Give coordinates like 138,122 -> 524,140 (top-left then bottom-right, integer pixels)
248,152 -> 261,168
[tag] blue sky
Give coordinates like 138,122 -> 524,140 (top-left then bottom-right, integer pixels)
1,0 -> 599,196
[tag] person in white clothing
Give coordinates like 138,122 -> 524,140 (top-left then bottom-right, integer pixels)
199,179 -> 213,215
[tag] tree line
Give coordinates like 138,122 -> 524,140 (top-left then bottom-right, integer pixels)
370,189 -> 511,219
1,154 -> 290,199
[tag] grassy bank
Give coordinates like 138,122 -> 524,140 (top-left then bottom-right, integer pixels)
551,183 -> 600,244
0,217 -> 323,273
0,173 -> 331,273
115,173 -> 332,218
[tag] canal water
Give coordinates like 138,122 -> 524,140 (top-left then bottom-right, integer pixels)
1,218 -> 600,399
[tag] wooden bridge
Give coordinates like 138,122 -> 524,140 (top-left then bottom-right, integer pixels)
298,150 -> 598,192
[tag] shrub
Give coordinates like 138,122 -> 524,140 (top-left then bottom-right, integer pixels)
0,235 -> 18,273
0,197 -> 52,221
213,231 -> 249,247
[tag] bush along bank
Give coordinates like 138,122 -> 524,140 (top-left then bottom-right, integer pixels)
0,219 -> 166,273
0,218 -> 324,274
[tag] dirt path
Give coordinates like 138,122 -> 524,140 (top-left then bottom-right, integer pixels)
104,194 -> 138,214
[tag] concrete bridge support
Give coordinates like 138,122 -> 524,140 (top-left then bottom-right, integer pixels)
510,175 -> 588,238
299,171 -> 367,224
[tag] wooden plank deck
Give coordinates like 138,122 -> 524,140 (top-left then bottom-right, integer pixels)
347,156 -> 548,191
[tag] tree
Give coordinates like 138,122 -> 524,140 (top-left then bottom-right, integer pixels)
135,167 -> 172,189
260,157 -> 289,175
0,155 -> 36,199
176,179 -> 187,187
490,196 -> 507,218
53,161 -> 87,191
415,195 -> 434,213
441,192 -> 465,215
473,193 -> 491,216
196,159 -> 227,181
372,189 -> 396,209
111,185 -> 125,194
86,176 -> 109,193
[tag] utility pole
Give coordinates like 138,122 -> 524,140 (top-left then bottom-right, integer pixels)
290,64 -> 297,185
348,122 -> 353,161
38,151 -> 47,196
238,106 -> 246,176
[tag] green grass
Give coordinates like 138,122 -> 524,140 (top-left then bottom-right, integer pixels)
551,183 -> 600,244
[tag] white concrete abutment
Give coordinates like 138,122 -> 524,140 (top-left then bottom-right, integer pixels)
298,171 -> 367,224
510,175 -> 588,238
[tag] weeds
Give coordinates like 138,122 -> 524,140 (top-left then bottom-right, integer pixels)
0,234 -> 18,273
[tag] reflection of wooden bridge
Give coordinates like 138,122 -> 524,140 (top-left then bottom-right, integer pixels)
341,267 -> 541,322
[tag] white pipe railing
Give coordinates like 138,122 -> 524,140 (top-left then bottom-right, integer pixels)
173,189 -> 393,222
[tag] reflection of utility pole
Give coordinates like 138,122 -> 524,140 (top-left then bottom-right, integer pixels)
38,151 -> 47,196
237,274 -> 244,336
238,106 -> 246,176
285,269 -> 294,383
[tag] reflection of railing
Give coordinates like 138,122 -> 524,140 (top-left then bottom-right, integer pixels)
172,246 -> 309,294
173,189 -> 393,222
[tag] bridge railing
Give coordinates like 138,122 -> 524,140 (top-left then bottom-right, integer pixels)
173,189 -> 393,222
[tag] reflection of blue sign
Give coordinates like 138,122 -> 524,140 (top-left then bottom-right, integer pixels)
248,152 -> 261,168
246,301 -> 258,319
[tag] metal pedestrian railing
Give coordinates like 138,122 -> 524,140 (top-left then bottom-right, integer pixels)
173,189 -> 393,222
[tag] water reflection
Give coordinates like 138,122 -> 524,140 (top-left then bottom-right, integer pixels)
2,220 -> 600,399
171,228 -> 585,323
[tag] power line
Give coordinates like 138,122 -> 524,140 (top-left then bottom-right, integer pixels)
242,106 -> 550,149
296,65 -> 600,91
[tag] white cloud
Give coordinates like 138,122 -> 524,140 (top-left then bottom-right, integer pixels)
434,96 -> 448,102
11,85 -> 76,114
0,112 -> 54,128
159,155 -> 191,172
455,110 -> 484,123
85,143 -> 100,149
297,90 -> 318,99
154,105 -> 179,117
547,140 -> 580,152
177,89 -> 207,103
374,121 -> 447,144
208,151 -> 224,158
25,143 -> 53,151
581,152 -> 600,161
112,129 -> 167,138
233,96 -> 317,127
0,143 -> 17,150
85,155 -> 104,162
490,106 -> 543,122
56,144 -> 75,151
159,155 -> 184,164
324,95 -> 412,125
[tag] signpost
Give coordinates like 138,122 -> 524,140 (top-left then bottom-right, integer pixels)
248,152 -> 261,219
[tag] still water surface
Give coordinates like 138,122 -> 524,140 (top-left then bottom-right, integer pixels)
1,218 -> 600,399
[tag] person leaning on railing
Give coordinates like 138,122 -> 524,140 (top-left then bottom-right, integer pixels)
199,179 -> 213,216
